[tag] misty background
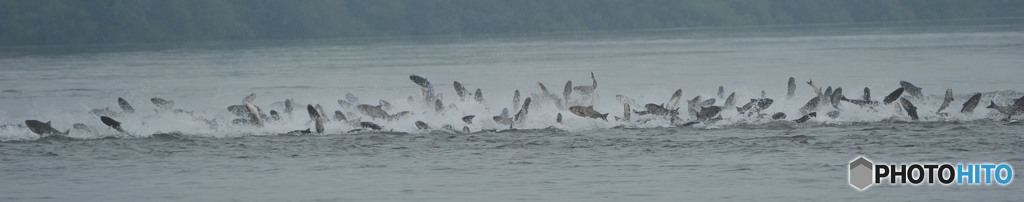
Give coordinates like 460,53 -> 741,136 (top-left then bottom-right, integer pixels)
1,0 -> 1022,46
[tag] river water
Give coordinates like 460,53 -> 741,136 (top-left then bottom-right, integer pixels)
1,20 -> 1023,201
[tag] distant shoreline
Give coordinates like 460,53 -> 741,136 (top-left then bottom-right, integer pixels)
2,16 -> 1021,57
1,0 -> 1021,46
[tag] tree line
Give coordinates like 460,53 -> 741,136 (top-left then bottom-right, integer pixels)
1,0 -> 1021,46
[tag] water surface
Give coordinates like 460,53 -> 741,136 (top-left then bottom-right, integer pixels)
1,21 -> 1023,201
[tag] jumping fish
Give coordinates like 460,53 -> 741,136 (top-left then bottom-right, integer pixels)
830,87 -> 843,108
283,128 -> 312,136
72,123 -> 92,133
700,98 -> 716,107
569,105 -> 609,121
687,96 -> 702,119
723,92 -> 736,110
415,121 -> 431,130
936,89 -> 954,114
90,108 -> 119,117
667,89 -> 683,110
563,81 -> 573,103
435,99 -> 444,113
410,75 -> 436,104
698,106 -> 722,122
315,104 -> 327,121
388,111 -> 412,120
622,103 -> 631,121
961,93 -> 982,113
899,98 -> 919,121
863,87 -> 872,101
243,93 -> 263,127
356,104 -> 389,120
360,122 -> 383,130
787,77 -> 796,99
717,86 -> 725,99
227,105 -> 249,117
474,89 -> 484,102
285,99 -> 294,116
823,86 -> 834,104
454,81 -> 469,101
900,81 -> 923,98
739,98 -> 774,115
99,116 -> 125,133
882,88 -> 904,105
771,112 -> 787,120
799,97 -> 820,115
842,87 -> 877,107
151,97 -> 175,109
345,93 -> 359,104
307,105 -> 324,134
807,79 -> 823,102
500,108 -> 510,118
514,97 -> 532,123
513,90 -> 521,112
794,112 -> 817,123
635,103 -> 679,117
270,110 -> 281,121
493,116 -> 514,126
827,111 -> 841,119
572,72 -> 597,96
987,100 -> 1021,119
1015,96 -> 1024,108
24,120 -> 68,136
537,82 -> 551,97
118,97 -> 134,114
337,99 -> 353,109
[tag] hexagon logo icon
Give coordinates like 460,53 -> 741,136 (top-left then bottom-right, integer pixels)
849,156 -> 874,191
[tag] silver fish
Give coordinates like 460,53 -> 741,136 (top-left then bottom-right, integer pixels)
961,93 -> 981,113
787,77 -> 796,99
569,105 -> 608,121
936,89 -> 954,114
117,97 -> 134,114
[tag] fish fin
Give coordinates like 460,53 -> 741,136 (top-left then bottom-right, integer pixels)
601,113 -> 609,121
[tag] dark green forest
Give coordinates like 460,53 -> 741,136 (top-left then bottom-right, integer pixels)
1,0 -> 1022,46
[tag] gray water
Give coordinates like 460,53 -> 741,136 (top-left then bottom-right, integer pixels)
2,21 -> 1024,201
